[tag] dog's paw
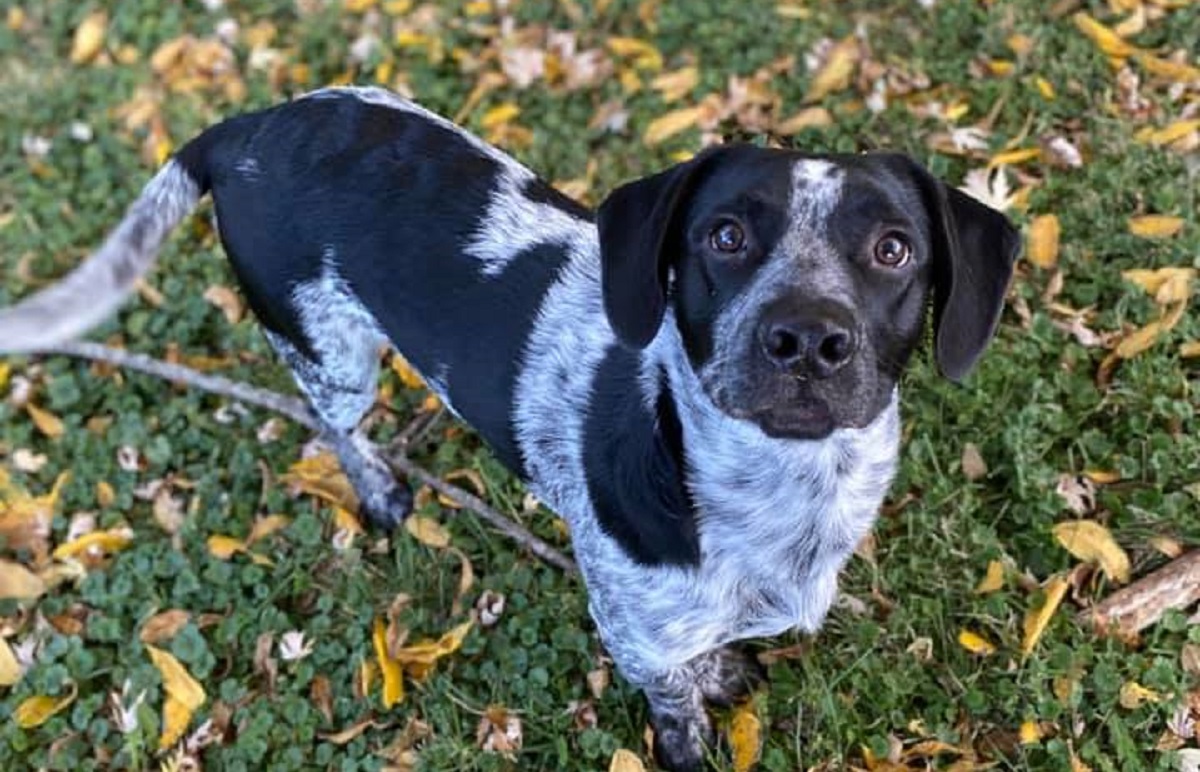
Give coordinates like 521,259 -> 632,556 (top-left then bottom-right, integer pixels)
694,647 -> 766,707
358,481 -> 413,530
651,710 -> 715,772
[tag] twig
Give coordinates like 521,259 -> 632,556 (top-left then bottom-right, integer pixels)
1078,550 -> 1200,635
28,341 -> 577,574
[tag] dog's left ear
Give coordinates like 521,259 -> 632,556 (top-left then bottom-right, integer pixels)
903,161 -> 1021,382
596,149 -> 721,349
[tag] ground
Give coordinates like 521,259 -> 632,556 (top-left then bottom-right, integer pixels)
1,0 -> 1199,770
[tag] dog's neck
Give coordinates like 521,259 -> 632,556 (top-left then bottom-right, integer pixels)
644,312 -> 901,577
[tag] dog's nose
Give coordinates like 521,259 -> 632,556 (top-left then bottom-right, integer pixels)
758,316 -> 856,378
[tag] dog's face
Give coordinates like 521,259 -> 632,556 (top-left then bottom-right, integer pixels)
597,145 -> 1020,439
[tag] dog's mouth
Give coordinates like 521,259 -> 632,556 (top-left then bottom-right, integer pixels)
750,399 -> 835,440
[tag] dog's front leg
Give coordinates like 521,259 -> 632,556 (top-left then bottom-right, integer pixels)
642,666 -> 714,772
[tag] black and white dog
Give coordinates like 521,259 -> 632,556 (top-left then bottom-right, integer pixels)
0,87 -> 1018,769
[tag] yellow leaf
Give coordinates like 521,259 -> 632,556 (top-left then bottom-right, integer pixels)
52,527 -> 134,560
390,355 -> 426,389
393,619 -> 473,680
1019,720 -> 1043,744
774,106 -> 833,134
0,362 -> 9,391
373,617 -> 405,708
96,481 -> 115,508
1127,215 -> 1184,238
0,559 -> 47,600
247,514 -> 290,544
282,452 -> 359,512
606,37 -> 663,70
25,404 -> 65,439
989,147 -> 1041,168
1072,12 -> 1137,58
804,36 -> 859,103
1026,214 -> 1061,269
1136,53 -> 1200,83
0,637 -> 23,686
1135,119 -> 1200,146
1181,341 -> 1200,358
1021,575 -> 1068,655
139,609 -> 191,644
1115,319 -> 1167,359
405,515 -> 450,549
1083,469 -> 1121,485
13,685 -> 77,728
69,11 -> 108,65
729,702 -> 762,772
1035,76 -> 1056,100
1122,267 -> 1196,296
480,103 -> 520,129
643,105 -> 705,146
159,694 -> 193,748
207,534 -> 248,560
957,629 -> 997,656
1118,680 -> 1160,709
146,645 -> 206,710
609,748 -> 647,772
650,66 -> 699,102
974,560 -> 1006,594
987,59 -> 1015,77
1052,520 -> 1131,584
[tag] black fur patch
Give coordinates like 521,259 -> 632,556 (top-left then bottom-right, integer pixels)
582,350 -> 700,566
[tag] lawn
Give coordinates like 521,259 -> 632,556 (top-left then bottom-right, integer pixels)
1,0 -> 1199,769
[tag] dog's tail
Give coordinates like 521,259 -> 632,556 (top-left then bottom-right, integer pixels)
0,154 -> 207,354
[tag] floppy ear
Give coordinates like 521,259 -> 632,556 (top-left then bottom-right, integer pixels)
923,172 -> 1021,382
596,150 -> 719,349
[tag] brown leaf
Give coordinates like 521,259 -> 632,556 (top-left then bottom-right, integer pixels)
405,515 -> 450,549
320,718 -> 384,745
311,675 -> 334,724
139,609 -> 191,644
960,442 -> 987,481
202,285 -> 244,324
804,36 -> 859,103
477,706 -> 523,758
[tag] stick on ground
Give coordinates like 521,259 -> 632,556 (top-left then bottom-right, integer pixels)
33,341 -> 578,574
1078,550 -> 1200,635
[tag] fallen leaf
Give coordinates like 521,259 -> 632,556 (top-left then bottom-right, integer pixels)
1019,720 -> 1043,744
69,11 -> 108,65
961,443 -> 987,481
609,748 -> 646,772
13,685 -> 78,728
320,718 -> 384,745
651,66 -> 699,102
390,355 -> 426,389
1056,474 -> 1097,514
0,637 -> 23,686
1136,52 -> 1200,83
1118,680 -> 1160,709
146,645 -> 206,710
1027,214 -> 1061,269
282,452 -> 359,512
1128,215 -> 1184,239
804,36 -> 859,103
140,610 -> 191,644
729,702 -> 762,771
774,106 -> 833,133
1136,119 -> 1200,146
476,705 -> 523,757
159,694 -> 192,748
1052,520 -> 1131,584
247,514 -> 290,544
643,105 -> 705,146
480,102 -> 520,129
958,629 -> 997,656
975,560 -> 1006,594
206,534 -> 248,560
202,285 -> 243,324
1122,267 -> 1196,297
52,527 -> 134,561
0,559 -> 47,600
25,403 -> 65,439
1022,575 -> 1069,655
606,37 -> 663,71
405,515 -> 450,548
450,547 -> 475,617
1072,12 -> 1137,58
393,619 -> 473,681
989,147 -> 1042,168
373,617 -> 405,708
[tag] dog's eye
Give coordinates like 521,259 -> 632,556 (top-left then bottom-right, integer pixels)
873,233 -> 912,267
709,222 -> 746,254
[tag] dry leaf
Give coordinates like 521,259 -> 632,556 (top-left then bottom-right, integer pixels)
1027,214 -> 1061,269
146,645 -> 206,710
651,66 -> 699,102
1022,575 -> 1069,655
1136,119 -> 1200,146
0,637 -> 24,686
320,718 -> 383,745
1019,720 -> 1043,744
207,534 -> 248,560
0,559 -> 47,600
1052,520 -> 1131,584
25,403 -> 65,439
390,355 -> 426,389
52,527 -> 134,561
774,106 -> 833,134
1118,680 -> 1160,709
70,11 -> 108,65
480,102 -> 520,129
247,514 -> 290,544
989,147 -> 1042,168
958,629 -> 997,656
405,515 -> 450,549
1072,12 -> 1137,58
606,37 -> 663,70
609,748 -> 647,772
282,452 -> 359,512
643,105 -> 705,146
477,705 -> 523,757
960,443 -> 987,481
804,36 -> 859,103
202,285 -> 244,324
393,619 -> 473,681
373,617 -> 405,708
729,702 -> 762,772
160,694 -> 191,748
975,560 -> 1006,594
140,610 -> 191,644
13,685 -> 78,728
1128,215 -> 1184,239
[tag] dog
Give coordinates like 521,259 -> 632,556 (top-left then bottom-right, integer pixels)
0,86 -> 1019,770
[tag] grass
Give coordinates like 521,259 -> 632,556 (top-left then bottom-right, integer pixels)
1,0 -> 1198,769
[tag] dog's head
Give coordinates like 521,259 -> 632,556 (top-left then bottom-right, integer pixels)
597,145 -> 1019,439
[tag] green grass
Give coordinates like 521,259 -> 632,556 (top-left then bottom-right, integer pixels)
1,0 -> 1199,769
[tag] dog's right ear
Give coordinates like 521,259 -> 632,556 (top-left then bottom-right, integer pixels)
596,149 -> 719,349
